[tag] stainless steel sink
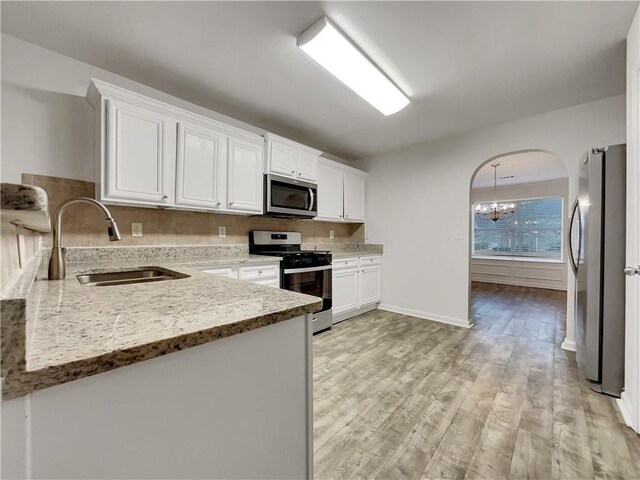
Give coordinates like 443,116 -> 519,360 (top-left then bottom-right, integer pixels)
76,268 -> 188,287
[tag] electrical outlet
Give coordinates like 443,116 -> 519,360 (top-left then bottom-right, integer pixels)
329,229 -> 335,239
131,223 -> 143,237
218,226 -> 227,238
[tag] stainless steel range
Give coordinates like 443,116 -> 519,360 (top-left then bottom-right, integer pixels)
249,231 -> 332,333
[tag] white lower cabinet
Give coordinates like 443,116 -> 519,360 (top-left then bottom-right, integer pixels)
332,255 -> 382,323
202,262 -> 280,288
333,267 -> 359,316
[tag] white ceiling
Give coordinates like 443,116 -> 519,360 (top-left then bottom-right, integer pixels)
1,1 -> 636,160
472,151 -> 568,188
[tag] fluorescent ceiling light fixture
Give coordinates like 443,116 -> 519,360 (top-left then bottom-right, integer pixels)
297,17 -> 409,116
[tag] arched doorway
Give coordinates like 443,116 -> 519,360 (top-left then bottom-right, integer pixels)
468,150 -> 569,332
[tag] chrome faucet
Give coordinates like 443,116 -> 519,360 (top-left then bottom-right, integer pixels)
48,197 -> 122,280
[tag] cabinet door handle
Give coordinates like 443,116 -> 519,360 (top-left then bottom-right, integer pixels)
216,202 -> 221,207
229,201 -> 234,206
162,195 -> 168,200
298,172 -> 302,176
291,170 -> 296,175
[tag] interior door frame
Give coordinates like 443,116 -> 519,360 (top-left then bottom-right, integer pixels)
618,7 -> 640,433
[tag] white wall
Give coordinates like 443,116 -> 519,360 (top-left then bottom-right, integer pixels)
358,95 -> 626,340
471,178 -> 569,290
619,5 -> 640,433
0,34 -> 350,184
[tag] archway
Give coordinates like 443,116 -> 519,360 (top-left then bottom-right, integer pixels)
467,150 -> 570,333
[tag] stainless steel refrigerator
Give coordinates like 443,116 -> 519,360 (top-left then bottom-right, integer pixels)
569,144 -> 626,397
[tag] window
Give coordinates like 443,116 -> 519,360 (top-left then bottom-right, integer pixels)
472,197 -> 563,260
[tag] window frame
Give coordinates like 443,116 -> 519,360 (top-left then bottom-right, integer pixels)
470,195 -> 565,263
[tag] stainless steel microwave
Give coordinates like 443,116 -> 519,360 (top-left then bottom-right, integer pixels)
264,174 -> 318,218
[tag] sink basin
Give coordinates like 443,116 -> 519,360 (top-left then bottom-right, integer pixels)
76,268 -> 188,287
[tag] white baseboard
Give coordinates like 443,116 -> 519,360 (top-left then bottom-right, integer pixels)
332,303 -> 379,324
378,304 -> 472,329
617,392 -> 639,433
561,337 -> 576,352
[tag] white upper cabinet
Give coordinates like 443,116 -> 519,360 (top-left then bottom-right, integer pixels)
296,150 -> 318,182
175,121 -> 226,210
105,98 -> 176,205
88,79 -> 264,214
265,133 -> 321,182
316,161 -> 344,221
268,141 -> 297,177
344,171 -> 366,222
227,136 -> 264,214
316,158 -> 366,223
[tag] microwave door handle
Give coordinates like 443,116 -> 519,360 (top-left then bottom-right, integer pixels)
309,188 -> 315,211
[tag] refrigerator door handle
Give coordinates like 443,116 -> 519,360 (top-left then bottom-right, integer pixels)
568,198 -> 580,275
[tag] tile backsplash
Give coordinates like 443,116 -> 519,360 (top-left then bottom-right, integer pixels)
22,174 -> 365,248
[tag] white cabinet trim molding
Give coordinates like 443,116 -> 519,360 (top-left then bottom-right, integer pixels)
88,79 -> 261,143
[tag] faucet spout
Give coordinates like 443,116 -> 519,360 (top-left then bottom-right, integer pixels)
48,197 -> 122,280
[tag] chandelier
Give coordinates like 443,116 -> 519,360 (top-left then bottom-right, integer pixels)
475,164 -> 516,222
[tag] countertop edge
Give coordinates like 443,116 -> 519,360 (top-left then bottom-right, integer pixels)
2,297 -> 322,401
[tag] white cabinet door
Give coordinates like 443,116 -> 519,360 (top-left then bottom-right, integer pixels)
175,122 -> 226,210
296,151 -> 318,182
332,268 -> 359,319
106,98 -> 175,204
316,163 -> 344,220
343,172 -> 366,222
359,265 -> 382,306
227,137 -> 263,213
268,140 -> 297,177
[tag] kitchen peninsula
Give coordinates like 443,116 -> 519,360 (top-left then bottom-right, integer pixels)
2,243 -> 321,479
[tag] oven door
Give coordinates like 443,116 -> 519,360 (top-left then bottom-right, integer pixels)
266,174 -> 317,218
282,265 -> 332,313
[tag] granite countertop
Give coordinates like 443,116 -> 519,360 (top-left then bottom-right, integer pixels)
0,183 -> 51,232
1,254 -> 321,400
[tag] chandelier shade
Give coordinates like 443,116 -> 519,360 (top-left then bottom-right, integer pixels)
474,164 -> 516,222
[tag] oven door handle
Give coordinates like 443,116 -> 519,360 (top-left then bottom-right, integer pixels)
284,265 -> 332,274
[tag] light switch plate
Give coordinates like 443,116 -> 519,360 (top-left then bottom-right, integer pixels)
218,226 -> 226,238
131,223 -> 142,237
329,229 -> 335,239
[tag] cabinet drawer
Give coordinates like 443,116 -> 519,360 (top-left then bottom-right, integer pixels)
332,257 -> 358,270
201,267 -> 238,279
359,256 -> 381,267
238,264 -> 279,281
251,278 -> 280,288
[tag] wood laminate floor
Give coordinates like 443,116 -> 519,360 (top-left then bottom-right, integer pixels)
313,282 -> 640,479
